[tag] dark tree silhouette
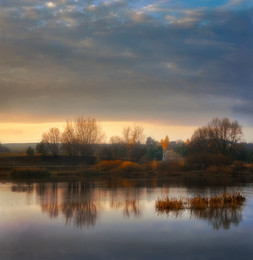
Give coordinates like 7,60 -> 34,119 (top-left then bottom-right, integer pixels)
190,118 -> 243,157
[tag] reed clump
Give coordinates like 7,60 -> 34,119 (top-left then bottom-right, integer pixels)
190,196 -> 209,209
155,197 -> 184,212
156,192 -> 246,212
208,192 -> 245,208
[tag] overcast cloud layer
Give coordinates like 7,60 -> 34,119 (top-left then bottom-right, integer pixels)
1,0 -> 252,126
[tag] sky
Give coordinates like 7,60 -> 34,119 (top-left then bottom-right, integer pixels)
0,0 -> 253,143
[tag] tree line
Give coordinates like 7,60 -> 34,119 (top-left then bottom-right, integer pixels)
35,117 -> 149,161
30,116 -> 253,163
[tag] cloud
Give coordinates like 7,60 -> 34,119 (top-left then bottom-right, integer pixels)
46,2 -> 56,8
0,0 -> 253,128
222,0 -> 249,8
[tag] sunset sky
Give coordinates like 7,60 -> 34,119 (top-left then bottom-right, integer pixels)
1,0 -> 252,143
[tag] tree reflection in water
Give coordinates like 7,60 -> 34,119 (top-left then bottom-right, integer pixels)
35,181 -> 143,228
9,178 -> 248,230
110,200 -> 142,218
39,182 -> 99,228
156,202 -> 245,230
11,184 -> 34,193
190,207 -> 243,230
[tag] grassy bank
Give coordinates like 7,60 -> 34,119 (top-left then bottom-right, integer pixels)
0,158 -> 253,180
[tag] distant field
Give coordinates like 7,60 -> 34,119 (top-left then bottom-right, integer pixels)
2,143 -> 37,152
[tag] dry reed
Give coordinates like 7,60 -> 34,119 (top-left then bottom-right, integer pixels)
155,197 -> 184,212
156,192 -> 246,212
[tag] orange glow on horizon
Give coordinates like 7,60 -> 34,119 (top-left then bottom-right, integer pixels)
0,121 -> 252,143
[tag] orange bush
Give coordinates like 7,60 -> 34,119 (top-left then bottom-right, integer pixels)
119,161 -> 140,172
97,160 -> 141,172
97,160 -> 123,171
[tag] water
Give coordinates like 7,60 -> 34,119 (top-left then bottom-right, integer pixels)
0,176 -> 253,260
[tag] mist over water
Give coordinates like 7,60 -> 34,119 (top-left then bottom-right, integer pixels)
1,176 -> 253,260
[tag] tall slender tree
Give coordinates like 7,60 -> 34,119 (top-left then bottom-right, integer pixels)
42,127 -> 61,156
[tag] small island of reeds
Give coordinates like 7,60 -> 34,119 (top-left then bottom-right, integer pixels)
156,192 -> 246,213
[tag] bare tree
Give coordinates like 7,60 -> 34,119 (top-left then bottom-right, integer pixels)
42,127 -> 61,156
61,117 -> 105,156
75,117 -> 105,156
208,118 -> 243,156
61,121 -> 79,156
123,127 -> 132,145
122,125 -> 146,161
190,126 -> 211,153
122,125 -> 145,146
76,117 -> 105,156
190,118 -> 243,157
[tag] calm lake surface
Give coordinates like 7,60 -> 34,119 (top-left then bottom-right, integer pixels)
1,176 -> 253,260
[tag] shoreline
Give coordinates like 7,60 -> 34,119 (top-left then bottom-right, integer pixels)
1,163 -> 253,181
